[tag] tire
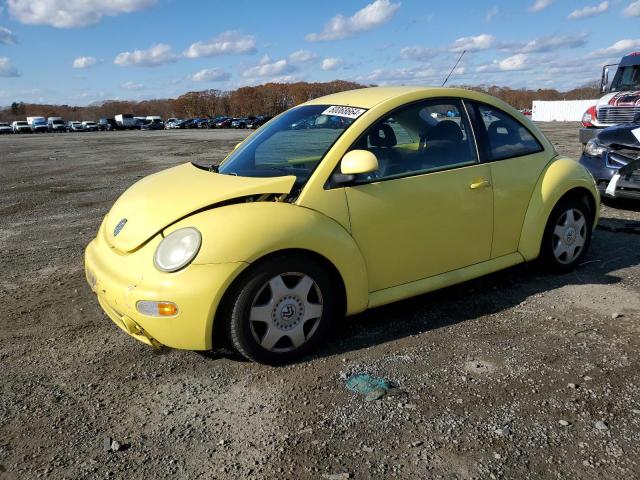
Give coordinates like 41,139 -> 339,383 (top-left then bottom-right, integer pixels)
225,254 -> 336,364
540,196 -> 593,273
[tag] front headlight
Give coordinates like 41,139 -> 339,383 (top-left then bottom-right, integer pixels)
584,139 -> 607,158
154,227 -> 202,272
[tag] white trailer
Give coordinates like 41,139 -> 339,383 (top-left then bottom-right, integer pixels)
531,100 -> 598,122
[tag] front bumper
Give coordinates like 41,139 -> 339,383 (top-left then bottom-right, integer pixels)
579,152 -> 640,200
84,231 -> 247,350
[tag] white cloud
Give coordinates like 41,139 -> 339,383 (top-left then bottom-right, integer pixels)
288,49 -> 317,63
0,57 -> 20,77
114,43 -> 177,67
568,1 -> 608,19
7,0 -> 155,28
399,45 -> 438,61
306,0 -> 400,41
623,0 -> 640,17
72,56 -> 98,69
191,68 -> 231,82
242,56 -> 296,78
503,33 -> 588,53
450,34 -> 496,52
485,6 -> 499,22
587,39 -> 640,58
122,81 -> 144,90
498,53 -> 529,71
321,57 -> 344,71
183,31 -> 256,59
529,0 -> 553,12
476,54 -> 530,73
0,27 -> 17,45
366,65 -> 437,83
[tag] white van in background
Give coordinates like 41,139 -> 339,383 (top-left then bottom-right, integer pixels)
114,114 -> 137,130
47,117 -> 66,133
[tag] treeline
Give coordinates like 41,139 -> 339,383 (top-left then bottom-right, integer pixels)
0,80 -> 601,122
464,82 -> 601,110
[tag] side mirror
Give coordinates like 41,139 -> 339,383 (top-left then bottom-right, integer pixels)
340,150 -> 379,175
601,67 -> 609,93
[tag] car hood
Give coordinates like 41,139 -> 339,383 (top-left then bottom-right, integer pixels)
597,123 -> 640,149
105,162 -> 296,252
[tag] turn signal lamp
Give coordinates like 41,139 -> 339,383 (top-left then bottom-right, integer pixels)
136,300 -> 179,317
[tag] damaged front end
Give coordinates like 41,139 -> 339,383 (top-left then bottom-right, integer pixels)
579,123 -> 640,200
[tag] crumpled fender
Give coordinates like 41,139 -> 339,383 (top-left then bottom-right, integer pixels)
518,156 -> 600,261
166,201 -> 369,315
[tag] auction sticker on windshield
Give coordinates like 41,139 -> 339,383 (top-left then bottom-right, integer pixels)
322,105 -> 367,119
632,127 -> 640,143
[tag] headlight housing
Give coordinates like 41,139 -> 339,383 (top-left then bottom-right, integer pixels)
584,138 -> 607,158
154,227 -> 202,272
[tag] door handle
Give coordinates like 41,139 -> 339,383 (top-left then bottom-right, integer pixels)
469,179 -> 491,190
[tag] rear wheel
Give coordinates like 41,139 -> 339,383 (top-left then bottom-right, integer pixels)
540,196 -> 592,272
226,255 -> 336,364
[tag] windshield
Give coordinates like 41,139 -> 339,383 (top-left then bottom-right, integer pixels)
218,104 -> 363,185
17,121 -> 27,125
610,65 -> 640,92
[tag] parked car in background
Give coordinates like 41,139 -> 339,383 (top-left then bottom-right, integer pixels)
68,121 -> 84,132
139,119 -> 164,130
0,122 -> 12,134
12,121 -> 31,133
165,118 -> 183,129
215,117 -> 234,128
194,118 -> 210,129
231,117 -> 255,129
30,118 -> 48,133
82,121 -> 99,132
48,117 -> 66,133
182,118 -> 200,129
98,118 -> 118,131
580,122 -> 640,200
115,114 -> 137,130
248,116 -> 273,129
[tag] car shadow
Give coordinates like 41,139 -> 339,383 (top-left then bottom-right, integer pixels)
602,198 -> 640,213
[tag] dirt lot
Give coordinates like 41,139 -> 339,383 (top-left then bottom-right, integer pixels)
1,125 -> 639,479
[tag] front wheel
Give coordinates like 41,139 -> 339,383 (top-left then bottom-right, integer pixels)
226,255 -> 336,364
540,196 -> 593,272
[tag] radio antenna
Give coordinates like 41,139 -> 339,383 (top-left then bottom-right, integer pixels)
442,50 -> 466,87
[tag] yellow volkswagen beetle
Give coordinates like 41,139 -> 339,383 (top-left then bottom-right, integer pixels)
85,87 -> 599,364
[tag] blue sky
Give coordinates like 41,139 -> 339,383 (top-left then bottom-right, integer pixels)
0,0 -> 639,106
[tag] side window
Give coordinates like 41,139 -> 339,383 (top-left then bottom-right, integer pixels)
474,103 -> 542,161
350,99 -> 478,182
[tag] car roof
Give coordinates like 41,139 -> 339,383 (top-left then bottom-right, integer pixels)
304,86 -> 508,110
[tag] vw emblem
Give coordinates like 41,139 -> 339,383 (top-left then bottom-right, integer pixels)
113,218 -> 127,237
281,304 -> 296,320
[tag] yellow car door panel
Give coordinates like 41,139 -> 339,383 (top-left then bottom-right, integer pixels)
346,163 -> 494,292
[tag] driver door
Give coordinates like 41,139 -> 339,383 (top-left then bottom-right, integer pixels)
343,99 -> 494,292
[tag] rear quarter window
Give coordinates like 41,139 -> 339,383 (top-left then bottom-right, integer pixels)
470,102 -> 543,161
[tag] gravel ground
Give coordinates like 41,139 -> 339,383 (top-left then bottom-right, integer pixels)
0,124 -> 639,479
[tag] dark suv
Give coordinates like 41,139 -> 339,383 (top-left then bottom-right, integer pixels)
98,118 -> 118,131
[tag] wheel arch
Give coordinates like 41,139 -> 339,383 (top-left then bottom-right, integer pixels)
212,247 -> 350,348
518,157 -> 599,261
